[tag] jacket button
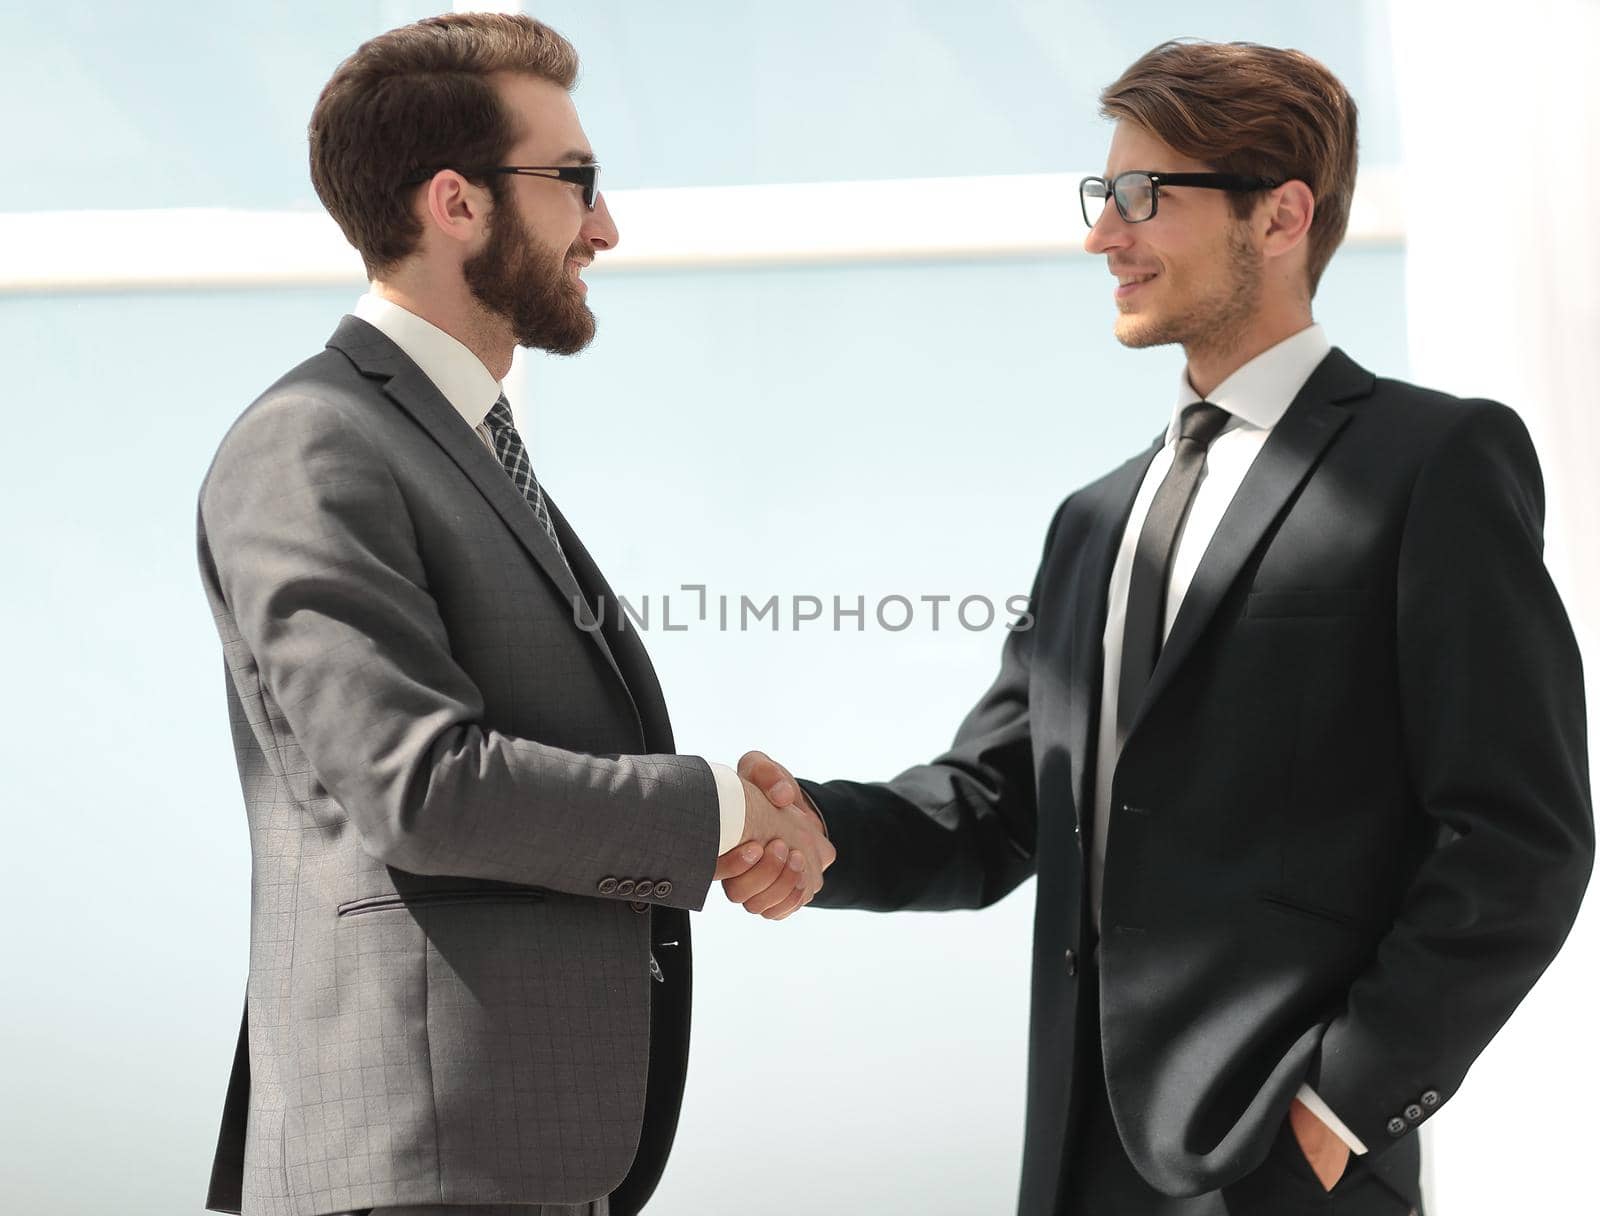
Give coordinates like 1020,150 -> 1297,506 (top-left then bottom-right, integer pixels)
1420,1089 -> 1440,1108
598,877 -> 619,895
1387,1117 -> 1407,1137
655,880 -> 673,898
630,901 -> 650,913
616,879 -> 637,896
1064,949 -> 1077,976
1404,1104 -> 1424,1122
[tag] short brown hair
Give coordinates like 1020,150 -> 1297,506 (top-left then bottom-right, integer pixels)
1100,40 -> 1359,295
309,12 -> 579,279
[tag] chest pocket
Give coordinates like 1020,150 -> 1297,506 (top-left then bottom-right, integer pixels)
1245,588 -> 1372,619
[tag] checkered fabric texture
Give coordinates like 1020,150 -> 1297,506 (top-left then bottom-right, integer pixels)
195,317 -> 720,1215
485,395 -> 566,562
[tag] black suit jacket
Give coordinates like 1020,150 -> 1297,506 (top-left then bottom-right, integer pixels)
804,349 -> 1592,1214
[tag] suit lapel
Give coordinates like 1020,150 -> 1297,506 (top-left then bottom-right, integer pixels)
1126,348 -> 1374,739
543,494 -> 672,751
1067,443 -> 1162,819
325,315 -> 631,694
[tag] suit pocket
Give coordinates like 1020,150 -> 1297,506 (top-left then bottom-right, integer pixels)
1257,892 -> 1362,931
1246,588 -> 1371,619
337,887 -> 548,916
1266,1114 -> 1330,1192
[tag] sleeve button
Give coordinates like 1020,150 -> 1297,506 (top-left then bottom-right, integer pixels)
1387,1117 -> 1407,1137
616,879 -> 636,896
598,877 -> 619,895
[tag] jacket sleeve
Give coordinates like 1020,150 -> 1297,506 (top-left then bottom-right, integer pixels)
197,392 -> 721,909
1312,398 -> 1593,1150
803,504 -> 1066,913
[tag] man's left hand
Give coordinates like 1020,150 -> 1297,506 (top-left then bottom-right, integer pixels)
1288,1097 -> 1350,1192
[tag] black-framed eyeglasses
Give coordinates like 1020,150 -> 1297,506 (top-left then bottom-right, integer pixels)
1079,170 -> 1280,227
402,164 -> 601,210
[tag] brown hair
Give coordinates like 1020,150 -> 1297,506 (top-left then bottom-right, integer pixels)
1100,40 -> 1359,295
309,12 -> 579,279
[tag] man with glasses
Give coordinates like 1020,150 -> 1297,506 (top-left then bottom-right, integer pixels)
737,38 -> 1591,1215
196,13 -> 824,1216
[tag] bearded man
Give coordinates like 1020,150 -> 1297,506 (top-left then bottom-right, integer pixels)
195,13 -> 826,1216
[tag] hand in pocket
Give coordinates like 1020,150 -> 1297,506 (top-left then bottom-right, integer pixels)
1288,1097 -> 1351,1192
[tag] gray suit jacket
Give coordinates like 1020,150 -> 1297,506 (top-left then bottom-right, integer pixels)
197,316 -> 721,1216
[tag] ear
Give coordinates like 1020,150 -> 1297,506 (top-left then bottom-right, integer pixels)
420,170 -> 492,248
1261,179 -> 1316,258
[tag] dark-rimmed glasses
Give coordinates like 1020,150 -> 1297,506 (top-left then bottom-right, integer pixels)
402,164 -> 601,210
1079,171 -> 1280,227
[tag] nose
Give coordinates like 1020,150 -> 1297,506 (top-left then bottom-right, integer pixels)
1082,204 -> 1131,256
583,192 -> 619,253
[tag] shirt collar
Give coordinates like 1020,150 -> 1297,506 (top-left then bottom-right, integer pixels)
352,291 -> 504,432
1168,322 -> 1331,442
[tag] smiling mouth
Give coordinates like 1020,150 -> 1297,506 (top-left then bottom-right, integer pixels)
567,259 -> 590,292
1114,272 -> 1157,300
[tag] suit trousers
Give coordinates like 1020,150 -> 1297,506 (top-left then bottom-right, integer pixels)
342,1199 -> 608,1215
1062,959 -> 1421,1216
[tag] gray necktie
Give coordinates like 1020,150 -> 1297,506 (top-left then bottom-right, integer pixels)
1116,401 -> 1232,743
484,395 -> 567,562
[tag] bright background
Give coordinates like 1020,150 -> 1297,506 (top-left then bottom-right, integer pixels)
1,1 -> 1592,1213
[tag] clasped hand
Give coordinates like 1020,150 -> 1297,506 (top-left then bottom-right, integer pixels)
712,751 -> 829,920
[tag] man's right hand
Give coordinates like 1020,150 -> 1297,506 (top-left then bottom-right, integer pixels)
738,750 -> 816,819
713,773 -> 834,921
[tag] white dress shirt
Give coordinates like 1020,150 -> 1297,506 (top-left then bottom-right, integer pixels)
1088,322 -> 1367,1155
352,292 -> 748,853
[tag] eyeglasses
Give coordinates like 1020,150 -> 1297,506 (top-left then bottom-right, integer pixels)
402,164 -> 602,210
1079,170 -> 1280,227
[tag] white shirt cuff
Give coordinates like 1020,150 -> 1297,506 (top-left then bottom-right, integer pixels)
709,762 -> 748,855
1296,1083 -> 1368,1155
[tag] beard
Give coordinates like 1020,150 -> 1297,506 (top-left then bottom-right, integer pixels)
1113,220 -> 1263,358
463,188 -> 596,356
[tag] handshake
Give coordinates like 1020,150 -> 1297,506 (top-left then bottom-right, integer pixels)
712,751 -> 831,921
